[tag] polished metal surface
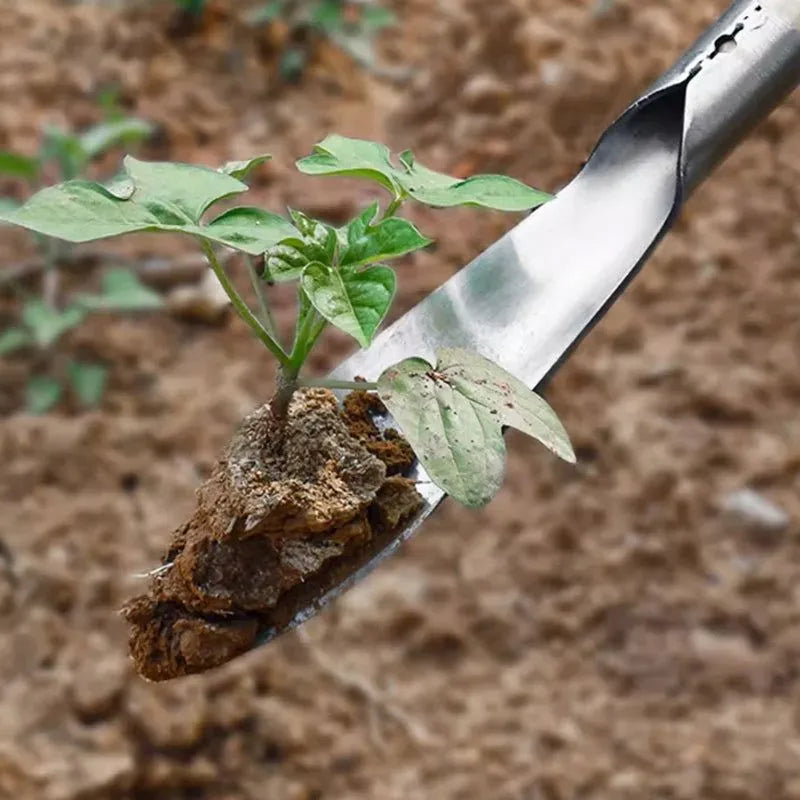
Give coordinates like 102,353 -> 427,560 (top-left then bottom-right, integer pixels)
258,0 -> 800,644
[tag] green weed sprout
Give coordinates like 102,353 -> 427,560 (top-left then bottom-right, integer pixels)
0,135 -> 575,506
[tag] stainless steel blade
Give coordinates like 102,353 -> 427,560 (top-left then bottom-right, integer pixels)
258,0 -> 800,644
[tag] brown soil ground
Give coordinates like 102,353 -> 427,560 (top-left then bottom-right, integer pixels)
2,0 -> 800,798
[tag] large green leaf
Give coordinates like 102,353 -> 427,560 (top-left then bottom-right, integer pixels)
68,361 -> 109,407
77,267 -> 164,312
26,375 -> 63,415
22,300 -> 86,348
0,150 -> 38,180
339,203 -> 431,268
79,118 -> 154,160
297,135 -> 552,212
122,156 -> 246,222
296,135 -> 402,196
377,348 -> 575,508
301,262 -> 395,347
0,158 -> 293,255
204,207 -> 297,253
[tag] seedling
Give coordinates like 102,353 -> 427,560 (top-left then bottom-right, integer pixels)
0,268 -> 164,413
0,106 -> 156,413
0,135 -> 574,505
247,0 -> 397,79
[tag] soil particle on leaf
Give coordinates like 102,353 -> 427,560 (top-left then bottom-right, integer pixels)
123,388 -> 422,681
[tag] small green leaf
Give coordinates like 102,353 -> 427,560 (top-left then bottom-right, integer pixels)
288,209 -> 337,263
41,127 -> 86,180
360,6 -> 397,32
402,169 -> 552,211
205,207 -> 297,254
296,134 -> 402,196
22,300 -> 86,348
0,327 -> 32,356
302,262 -> 395,347
0,150 -> 39,180
311,0 -> 344,31
280,48 -> 307,81
78,267 -> 164,312
79,118 -> 154,160
219,155 -> 272,182
340,212 -> 431,269
246,0 -> 285,24
68,361 -> 109,407
26,375 -> 63,414
377,349 -> 574,508
263,241 -> 310,282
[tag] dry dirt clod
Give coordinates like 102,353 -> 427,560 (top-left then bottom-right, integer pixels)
123,389 -> 422,681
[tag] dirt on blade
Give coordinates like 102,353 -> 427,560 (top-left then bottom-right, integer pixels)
122,389 -> 422,681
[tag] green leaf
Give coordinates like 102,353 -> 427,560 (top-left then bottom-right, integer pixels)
0,198 -> 19,224
401,167 -> 551,211
288,209 -> 337,263
297,135 -> 551,211
0,157 -> 278,252
41,127 -> 86,180
77,267 -> 164,312
26,375 -> 63,414
219,155 -> 272,182
296,134 -> 402,196
0,150 -> 39,180
246,0 -> 285,25
311,0 -> 344,31
122,156 -> 247,222
360,6 -> 396,32
340,210 -> 431,268
68,361 -> 108,407
205,207 -> 297,254
22,300 -> 86,348
377,348 -> 575,508
263,241 -> 310,282
301,262 -> 395,347
0,327 -> 32,356
280,48 -> 307,80
79,118 -> 154,160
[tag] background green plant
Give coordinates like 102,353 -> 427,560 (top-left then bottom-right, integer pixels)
247,0 -> 397,79
0,102 -> 156,413
0,135 -> 574,505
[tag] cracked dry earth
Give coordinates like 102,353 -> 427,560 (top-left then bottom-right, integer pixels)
2,0 -> 800,798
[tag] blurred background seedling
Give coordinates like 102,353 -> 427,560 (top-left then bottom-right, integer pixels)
246,0 -> 397,79
0,97 -> 157,413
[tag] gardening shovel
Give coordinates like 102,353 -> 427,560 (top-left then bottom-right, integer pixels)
259,0 -> 800,643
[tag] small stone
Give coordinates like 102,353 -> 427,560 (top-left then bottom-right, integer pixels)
720,488 -> 790,535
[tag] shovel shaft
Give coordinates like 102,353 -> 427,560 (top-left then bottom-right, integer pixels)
650,0 -> 800,193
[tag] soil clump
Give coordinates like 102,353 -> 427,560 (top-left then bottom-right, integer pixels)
123,389 -> 422,681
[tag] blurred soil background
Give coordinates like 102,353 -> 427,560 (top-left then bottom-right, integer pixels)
2,0 -> 800,798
